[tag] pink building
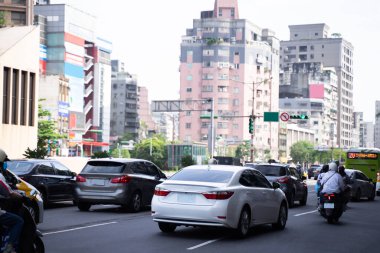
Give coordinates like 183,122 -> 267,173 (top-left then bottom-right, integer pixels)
179,0 -> 280,160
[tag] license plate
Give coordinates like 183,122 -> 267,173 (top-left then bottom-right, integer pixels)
177,193 -> 195,203
324,203 -> 334,209
92,179 -> 105,186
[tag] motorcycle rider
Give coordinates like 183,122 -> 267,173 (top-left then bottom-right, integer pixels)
320,162 -> 345,210
0,149 -> 23,253
338,165 -> 351,209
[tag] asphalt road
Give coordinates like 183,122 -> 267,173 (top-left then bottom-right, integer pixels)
38,181 -> 380,253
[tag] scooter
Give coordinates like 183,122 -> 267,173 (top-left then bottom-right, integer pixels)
1,189 -> 44,253
319,192 -> 344,224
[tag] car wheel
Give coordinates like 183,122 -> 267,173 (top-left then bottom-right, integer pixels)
287,191 -> 295,208
40,189 -> 49,209
128,192 -> 142,213
158,222 -> 176,233
272,202 -> 287,230
353,189 -> 361,202
33,236 -> 45,253
377,191 -> 380,197
299,190 -> 307,206
235,207 -> 250,238
77,202 -> 91,211
368,188 -> 375,201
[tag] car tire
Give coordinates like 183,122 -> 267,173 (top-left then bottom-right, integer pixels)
353,189 -> 361,202
235,207 -> 250,238
368,188 -> 375,201
127,192 -> 142,213
40,189 -> 49,209
287,191 -> 295,208
33,235 -> 45,253
77,202 -> 91,211
158,222 -> 176,233
299,190 -> 308,206
377,191 -> 380,197
272,202 -> 287,230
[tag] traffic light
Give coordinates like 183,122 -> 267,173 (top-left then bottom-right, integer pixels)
249,116 -> 254,134
290,114 -> 309,120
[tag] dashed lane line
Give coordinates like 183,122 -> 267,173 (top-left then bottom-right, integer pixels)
294,210 -> 318,217
43,221 -> 118,235
187,238 -> 223,250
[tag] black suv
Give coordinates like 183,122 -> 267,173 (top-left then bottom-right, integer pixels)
7,159 -> 77,207
253,163 -> 308,207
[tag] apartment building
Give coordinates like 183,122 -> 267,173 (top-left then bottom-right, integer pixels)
0,0 -> 34,26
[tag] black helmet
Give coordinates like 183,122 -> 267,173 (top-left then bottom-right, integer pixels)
0,148 -> 10,163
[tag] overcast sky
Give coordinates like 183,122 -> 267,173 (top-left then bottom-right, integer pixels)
53,0 -> 380,122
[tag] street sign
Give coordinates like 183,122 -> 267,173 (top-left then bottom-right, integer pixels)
264,112 -> 279,122
280,112 -> 290,122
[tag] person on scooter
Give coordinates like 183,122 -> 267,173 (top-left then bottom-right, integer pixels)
320,162 -> 345,209
0,149 -> 24,253
338,165 -> 351,209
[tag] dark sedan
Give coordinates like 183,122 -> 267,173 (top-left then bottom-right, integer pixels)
7,159 -> 77,207
254,163 -> 308,207
345,169 -> 376,201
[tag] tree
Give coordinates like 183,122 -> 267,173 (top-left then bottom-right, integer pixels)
110,148 -> 130,158
131,134 -> 167,169
181,155 -> 195,168
235,141 -> 250,159
290,141 -> 314,164
0,11 -> 5,27
91,151 -> 110,159
24,100 -> 65,158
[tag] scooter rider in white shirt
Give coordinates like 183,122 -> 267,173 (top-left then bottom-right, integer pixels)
320,162 -> 345,195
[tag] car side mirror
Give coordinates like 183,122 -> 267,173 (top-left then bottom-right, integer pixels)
301,176 -> 307,181
273,182 -> 281,189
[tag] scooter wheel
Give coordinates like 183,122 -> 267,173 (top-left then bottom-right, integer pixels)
33,236 -> 45,253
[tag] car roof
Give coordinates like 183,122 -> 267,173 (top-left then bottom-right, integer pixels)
254,163 -> 288,167
87,158 -> 151,163
9,159 -> 56,163
183,164 -> 251,172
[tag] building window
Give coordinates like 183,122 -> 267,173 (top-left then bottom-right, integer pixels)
20,71 -> 27,126
186,75 -> 193,81
28,73 -> 35,126
310,45 -> 314,50
12,69 -> 19,125
218,86 -> 227,92
219,8 -> 222,16
322,54 -> 324,57
186,111 -> 191,116
186,87 -> 192,92
233,99 -> 239,106
299,46 -> 307,52
218,98 -> 228,104
310,54 -> 314,59
186,123 -> 191,129
2,67 -> 10,124
233,87 -> 239,94
202,85 -> 213,92
294,34 -> 298,37
11,11 -> 26,25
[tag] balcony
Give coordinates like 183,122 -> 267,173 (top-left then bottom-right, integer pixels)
84,59 -> 94,71
85,119 -> 93,132
84,85 -> 93,97
84,100 -> 93,115
85,71 -> 93,84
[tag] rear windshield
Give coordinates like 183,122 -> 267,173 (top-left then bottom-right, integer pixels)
7,161 -> 34,175
169,169 -> 234,183
82,161 -> 125,174
254,165 -> 287,177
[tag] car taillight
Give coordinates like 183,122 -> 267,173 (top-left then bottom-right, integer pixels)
154,187 -> 171,196
111,175 -> 131,184
202,191 -> 234,200
76,175 -> 86,182
277,177 -> 289,183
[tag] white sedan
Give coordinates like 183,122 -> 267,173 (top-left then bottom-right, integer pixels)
151,165 -> 288,237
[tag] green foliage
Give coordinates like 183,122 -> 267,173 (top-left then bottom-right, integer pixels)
235,141 -> 251,159
290,141 -> 314,164
181,155 -> 195,168
91,151 -> 110,159
110,148 -> 130,158
23,146 -> 47,159
0,11 -> 5,27
131,134 -> 167,168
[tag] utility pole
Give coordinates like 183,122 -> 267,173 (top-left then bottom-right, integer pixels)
251,82 -> 255,163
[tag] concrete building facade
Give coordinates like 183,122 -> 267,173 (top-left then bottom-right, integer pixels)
362,121 -> 374,148
280,24 -> 354,148
179,0 -> 280,160
0,26 -> 40,158
374,101 -> 380,148
0,0 -> 34,26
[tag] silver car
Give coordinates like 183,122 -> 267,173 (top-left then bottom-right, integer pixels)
151,165 -> 288,237
75,158 -> 167,212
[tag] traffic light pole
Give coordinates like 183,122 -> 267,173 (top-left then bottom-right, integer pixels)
251,83 -> 255,163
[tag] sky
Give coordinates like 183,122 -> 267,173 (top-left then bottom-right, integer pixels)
52,0 -> 380,122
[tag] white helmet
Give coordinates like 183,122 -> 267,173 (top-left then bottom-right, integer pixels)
328,162 -> 338,172
0,148 -> 10,163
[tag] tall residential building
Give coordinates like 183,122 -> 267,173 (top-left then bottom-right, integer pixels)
374,101 -> 380,148
279,62 -> 338,147
179,0 -> 280,160
362,122 -> 374,148
137,86 -> 156,134
0,0 -> 34,26
280,24 -> 354,148
110,60 -> 139,140
0,26 -> 40,158
34,4 -> 112,156
352,111 -> 362,148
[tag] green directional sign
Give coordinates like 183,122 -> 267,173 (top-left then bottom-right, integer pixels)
264,112 -> 279,122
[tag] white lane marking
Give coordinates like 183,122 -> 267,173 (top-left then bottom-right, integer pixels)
43,221 -> 117,235
294,210 -> 318,217
187,238 -> 223,250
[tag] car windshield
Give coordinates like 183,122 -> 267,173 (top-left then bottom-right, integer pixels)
254,165 -> 287,177
7,161 -> 34,174
169,169 -> 234,183
82,161 -> 125,174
